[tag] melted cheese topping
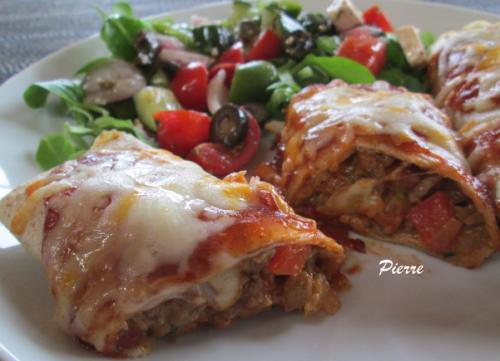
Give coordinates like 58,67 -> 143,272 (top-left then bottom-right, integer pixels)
80,156 -> 242,276
430,21 -> 500,131
280,81 -> 469,204
0,131 -> 343,355
2,132 -> 254,351
293,81 -> 464,165
21,141 -> 247,263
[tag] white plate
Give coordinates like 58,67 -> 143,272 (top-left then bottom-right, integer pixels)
0,1 -> 499,360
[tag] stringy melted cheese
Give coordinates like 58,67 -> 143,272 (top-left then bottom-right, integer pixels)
293,81 -> 464,164
90,156 -> 241,276
430,21 -> 500,131
30,145 -> 246,267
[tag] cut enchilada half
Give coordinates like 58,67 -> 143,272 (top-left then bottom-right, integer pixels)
263,80 -> 499,267
0,131 -> 345,357
428,21 -> 500,218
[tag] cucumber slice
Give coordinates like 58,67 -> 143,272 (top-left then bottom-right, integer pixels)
134,86 -> 181,131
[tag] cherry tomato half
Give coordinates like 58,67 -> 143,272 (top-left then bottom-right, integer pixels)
170,62 -> 209,111
218,42 -> 245,64
187,110 -> 261,176
247,30 -> 282,61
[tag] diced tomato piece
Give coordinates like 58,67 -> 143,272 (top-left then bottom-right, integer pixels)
155,110 -> 211,157
218,42 -> 245,64
406,192 -> 463,253
248,30 -> 282,61
337,35 -> 386,75
363,6 -> 393,32
170,63 -> 209,111
267,245 -> 312,276
187,110 -> 261,176
209,63 -> 237,87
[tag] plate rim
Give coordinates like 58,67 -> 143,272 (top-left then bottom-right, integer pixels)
1,0 -> 499,88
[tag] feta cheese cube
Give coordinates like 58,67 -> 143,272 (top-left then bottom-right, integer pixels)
395,25 -> 427,68
327,0 -> 364,32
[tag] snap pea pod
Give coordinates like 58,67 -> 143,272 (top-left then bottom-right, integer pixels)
266,69 -> 300,117
151,20 -> 194,48
295,65 -> 330,86
315,35 -> 341,55
294,55 -> 376,84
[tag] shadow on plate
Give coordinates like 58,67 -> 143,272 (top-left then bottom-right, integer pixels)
0,245 -> 97,359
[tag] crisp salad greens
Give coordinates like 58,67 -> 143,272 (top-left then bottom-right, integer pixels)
24,0 -> 435,174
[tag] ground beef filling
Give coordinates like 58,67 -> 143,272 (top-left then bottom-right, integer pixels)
129,248 -> 342,341
304,150 -> 487,254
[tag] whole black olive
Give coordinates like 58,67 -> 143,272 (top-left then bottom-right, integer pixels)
273,13 -> 313,60
135,31 -> 160,66
210,104 -> 249,148
283,30 -> 313,60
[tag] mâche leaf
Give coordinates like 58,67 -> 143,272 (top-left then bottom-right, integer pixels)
111,1 -> 133,17
91,116 -> 154,145
100,14 -> 148,61
97,1 -> 150,61
23,79 -> 109,126
36,134 -> 79,170
23,79 -> 83,109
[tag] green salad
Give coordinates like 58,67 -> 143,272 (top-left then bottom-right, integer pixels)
24,0 -> 435,176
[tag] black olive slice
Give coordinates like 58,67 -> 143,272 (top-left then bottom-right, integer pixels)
210,104 -> 249,148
